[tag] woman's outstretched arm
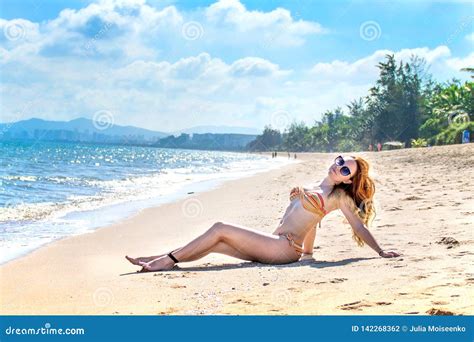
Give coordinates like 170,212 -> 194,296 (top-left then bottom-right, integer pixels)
339,200 -> 400,258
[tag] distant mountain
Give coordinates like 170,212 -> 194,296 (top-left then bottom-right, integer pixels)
173,125 -> 262,135
0,117 -> 262,150
0,117 -> 169,143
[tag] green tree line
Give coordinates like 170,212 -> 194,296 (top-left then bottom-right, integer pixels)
246,54 -> 473,152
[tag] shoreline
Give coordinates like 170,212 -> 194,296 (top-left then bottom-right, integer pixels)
0,144 -> 473,315
0,154 -> 296,266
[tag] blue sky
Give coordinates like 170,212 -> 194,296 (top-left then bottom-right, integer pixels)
0,0 -> 472,132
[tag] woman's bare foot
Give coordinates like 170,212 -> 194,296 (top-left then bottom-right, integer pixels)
138,255 -> 175,272
125,255 -> 164,266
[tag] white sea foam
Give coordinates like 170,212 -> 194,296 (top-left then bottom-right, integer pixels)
0,153 -> 296,264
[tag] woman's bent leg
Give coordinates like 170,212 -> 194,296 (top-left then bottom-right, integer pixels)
138,222 -> 300,271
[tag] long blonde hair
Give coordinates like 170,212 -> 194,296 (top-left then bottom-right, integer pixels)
330,156 -> 376,247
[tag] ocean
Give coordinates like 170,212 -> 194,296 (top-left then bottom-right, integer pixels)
0,141 -> 294,264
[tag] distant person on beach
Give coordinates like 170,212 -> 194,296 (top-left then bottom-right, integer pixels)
369,144 -> 373,152
294,153 -> 297,159
126,155 -> 400,272
377,142 -> 382,152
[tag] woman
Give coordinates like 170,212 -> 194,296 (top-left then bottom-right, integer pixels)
126,155 -> 400,272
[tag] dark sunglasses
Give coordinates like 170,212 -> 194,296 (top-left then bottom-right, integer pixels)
334,156 -> 352,177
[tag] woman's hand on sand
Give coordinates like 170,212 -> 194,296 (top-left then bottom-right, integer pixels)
379,250 -> 400,258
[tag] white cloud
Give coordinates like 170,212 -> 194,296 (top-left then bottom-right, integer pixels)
205,0 -> 324,46
0,0 -> 471,132
0,0 -> 324,63
229,57 -> 290,77
1,44 -> 471,131
310,45 -> 465,84
446,52 -> 474,71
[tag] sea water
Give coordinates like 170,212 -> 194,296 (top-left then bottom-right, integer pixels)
0,141 -> 294,264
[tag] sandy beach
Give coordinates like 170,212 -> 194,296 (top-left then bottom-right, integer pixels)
1,144 -> 473,315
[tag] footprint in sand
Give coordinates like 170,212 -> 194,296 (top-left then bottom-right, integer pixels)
409,257 -> 425,262
426,308 -> 456,315
403,196 -> 423,201
338,300 -> 391,311
414,275 -> 428,280
436,237 -> 460,249
330,278 -> 348,284
338,301 -> 372,311
431,301 -> 449,305
231,298 -> 256,306
457,251 -> 474,256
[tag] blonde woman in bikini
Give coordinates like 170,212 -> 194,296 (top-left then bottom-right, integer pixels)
126,155 -> 400,272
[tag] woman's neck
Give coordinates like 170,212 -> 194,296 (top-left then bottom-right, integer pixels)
318,176 -> 338,190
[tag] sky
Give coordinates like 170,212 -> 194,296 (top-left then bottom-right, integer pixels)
0,0 -> 473,132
